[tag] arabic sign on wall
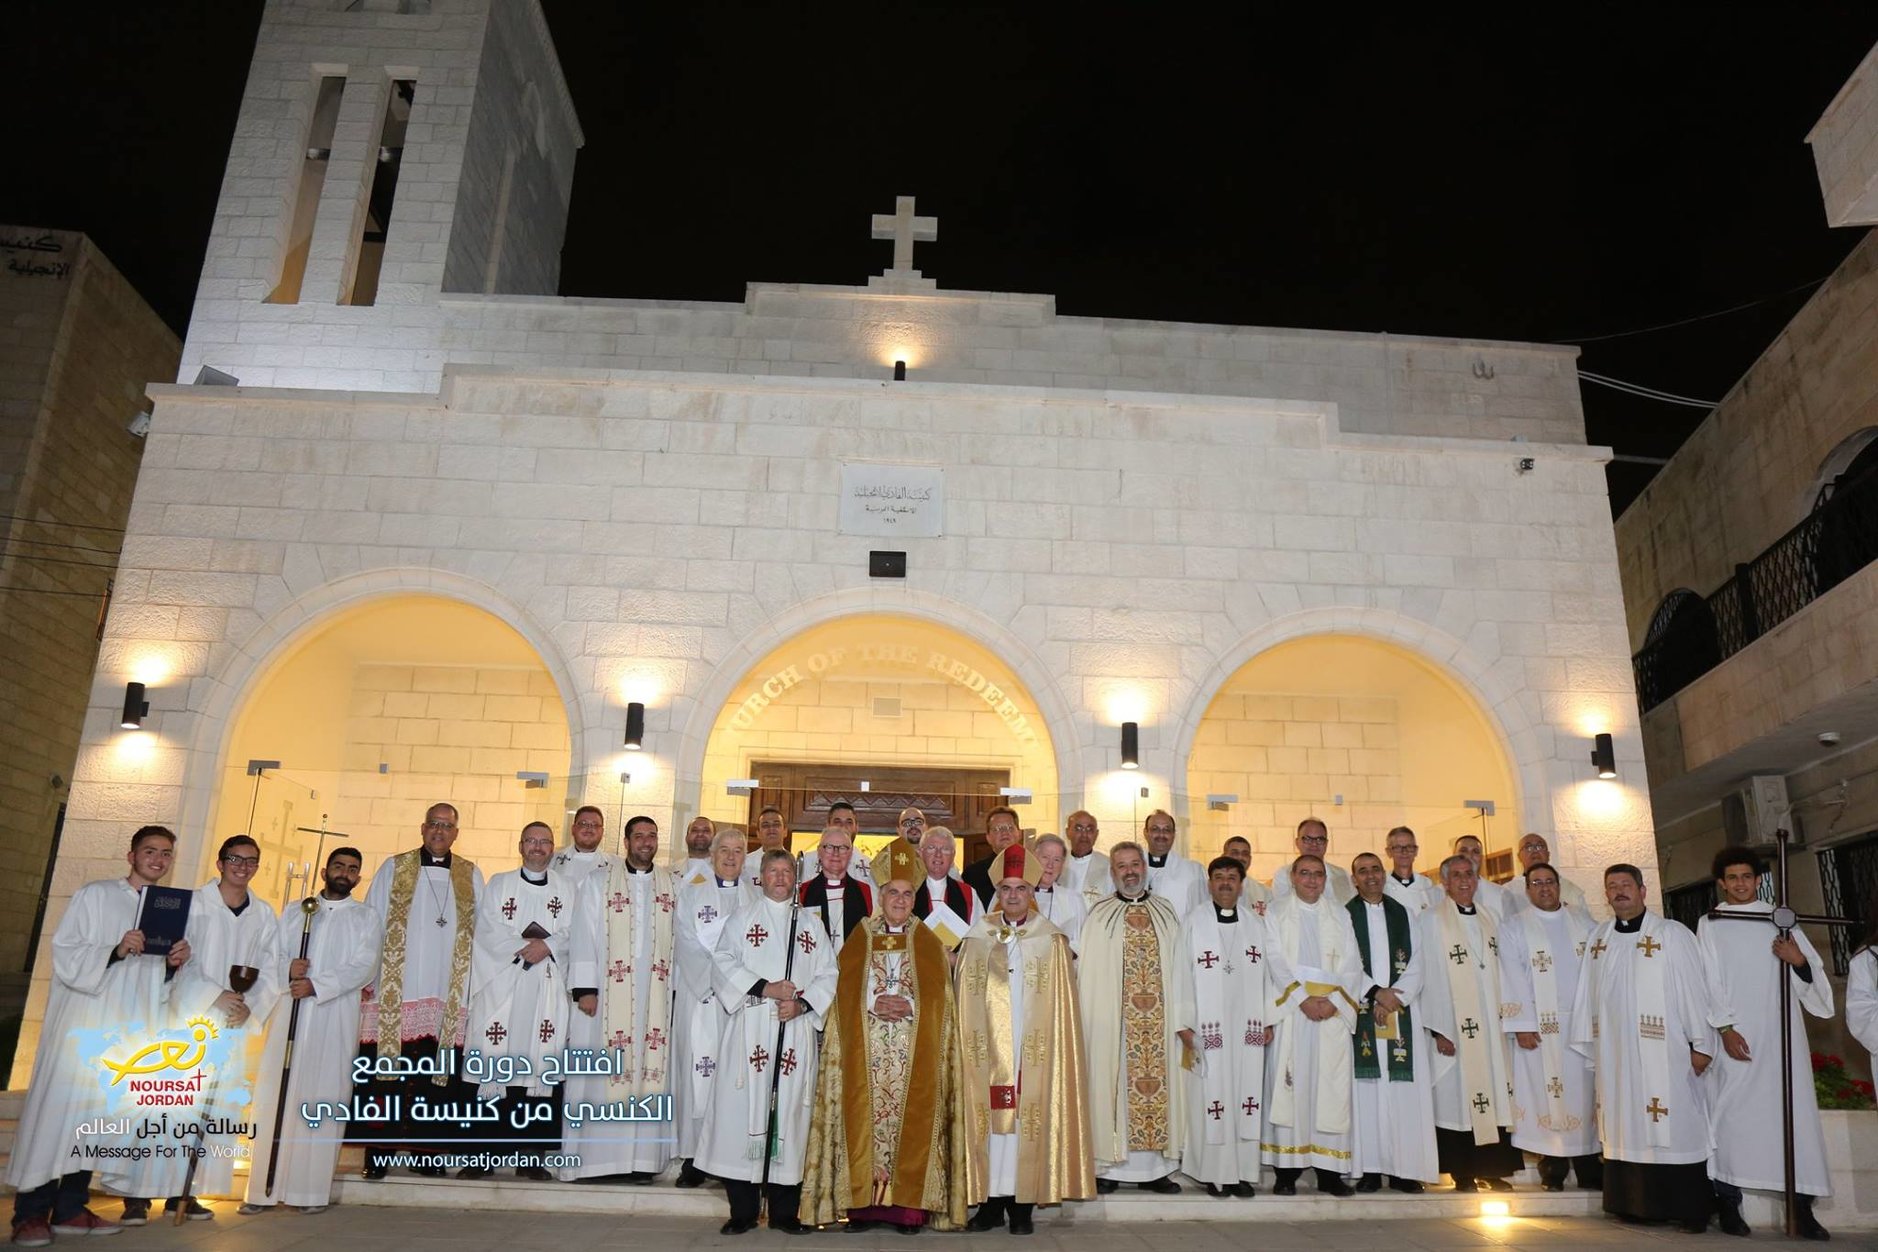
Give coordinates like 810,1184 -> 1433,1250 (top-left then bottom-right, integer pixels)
838,462 -> 944,538
1,231 -> 73,281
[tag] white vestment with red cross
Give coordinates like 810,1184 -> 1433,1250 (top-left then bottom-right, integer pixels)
468,867 -> 579,1097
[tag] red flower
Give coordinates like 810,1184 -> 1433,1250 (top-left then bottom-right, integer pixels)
1811,1051 -> 1830,1070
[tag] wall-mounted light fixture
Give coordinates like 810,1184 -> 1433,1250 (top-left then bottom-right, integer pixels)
624,701 -> 646,751
893,360 -> 907,382
1120,721 -> 1139,770
1590,733 -> 1617,779
121,682 -> 150,731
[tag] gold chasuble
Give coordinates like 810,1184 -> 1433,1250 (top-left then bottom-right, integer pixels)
803,916 -> 970,1229
956,911 -> 1096,1206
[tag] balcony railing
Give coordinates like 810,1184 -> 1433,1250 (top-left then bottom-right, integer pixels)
1632,468 -> 1878,713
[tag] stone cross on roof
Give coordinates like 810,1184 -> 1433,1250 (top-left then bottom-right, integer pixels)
869,196 -> 938,291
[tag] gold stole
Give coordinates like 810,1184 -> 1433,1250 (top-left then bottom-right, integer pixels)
376,850 -> 476,1083
600,862 -> 674,1095
1435,902 -> 1503,1144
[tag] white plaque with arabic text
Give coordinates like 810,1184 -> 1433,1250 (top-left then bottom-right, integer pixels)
838,463 -> 944,538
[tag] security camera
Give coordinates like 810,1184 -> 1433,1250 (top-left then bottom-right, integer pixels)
1818,731 -> 1842,747
126,410 -> 151,438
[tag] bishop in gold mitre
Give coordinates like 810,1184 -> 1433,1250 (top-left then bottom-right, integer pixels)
802,840 -> 970,1233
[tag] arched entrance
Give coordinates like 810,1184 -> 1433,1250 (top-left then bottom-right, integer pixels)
207,595 -> 575,902
698,616 -> 1061,866
1183,634 -> 1520,886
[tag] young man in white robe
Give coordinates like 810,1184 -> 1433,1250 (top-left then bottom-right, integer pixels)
1083,842 -> 1194,1194
1185,856 -> 1273,1197
240,847 -> 382,1215
1269,819 -> 1355,908
1220,837 -> 1270,913
1852,921 -> 1878,1080
1259,854 -> 1363,1196
462,821 -> 576,1180
1498,862 -> 1599,1192
1346,852 -> 1440,1193
1031,835 -> 1087,951
1421,853 -> 1522,1191
697,849 -> 838,1235
564,811 -> 678,1183
1569,863 -> 1717,1233
1141,811 -> 1205,919
1698,845 -> 1834,1240
680,816 -> 717,883
8,826 -> 191,1245
672,831 -> 756,1188
549,805 -> 616,892
108,835 -> 281,1222
741,806 -> 790,885
1062,811 -> 1112,912
1503,833 -> 1590,917
1382,826 -> 1442,915
356,801 -> 484,1178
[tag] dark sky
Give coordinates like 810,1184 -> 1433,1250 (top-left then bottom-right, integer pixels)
6,3 -> 1874,512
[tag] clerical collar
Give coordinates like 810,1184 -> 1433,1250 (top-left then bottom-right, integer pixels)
927,876 -> 948,890
1392,873 -> 1416,885
1038,885 -> 1053,893
1148,854 -> 1168,867
884,923 -> 906,934
423,852 -> 452,868
1119,891 -> 1149,904
1215,907 -> 1237,923
1071,851 -> 1093,860
1614,913 -> 1644,933
715,876 -> 738,888
1456,904 -> 1476,915
824,877 -> 843,887
625,864 -> 651,874
567,848 -> 596,859
520,868 -> 547,886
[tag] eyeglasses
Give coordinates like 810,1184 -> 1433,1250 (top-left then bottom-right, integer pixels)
424,820 -> 457,831
1298,835 -> 1329,846
223,856 -> 260,869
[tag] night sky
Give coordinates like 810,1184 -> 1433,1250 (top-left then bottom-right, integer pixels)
5,3 -> 1874,512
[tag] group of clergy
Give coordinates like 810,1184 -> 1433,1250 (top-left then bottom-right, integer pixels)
8,805 -> 1872,1245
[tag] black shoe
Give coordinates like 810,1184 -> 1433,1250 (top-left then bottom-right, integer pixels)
1141,1176 -> 1181,1194
720,1219 -> 756,1236
163,1198 -> 213,1222
362,1163 -> 387,1181
1355,1173 -> 1382,1194
769,1217 -> 812,1236
456,1166 -> 492,1181
1095,1178 -> 1118,1195
1205,1183 -> 1226,1198
1318,1176 -> 1355,1198
1717,1200 -> 1750,1237
1388,1178 -> 1424,1194
676,1161 -> 707,1188
625,1171 -> 656,1185
895,1224 -> 921,1236
1681,1217 -> 1711,1234
846,1221 -> 880,1233
413,1165 -> 447,1179
515,1166 -> 553,1182
573,1174 -> 631,1185
1452,1178 -> 1478,1193
118,1200 -> 150,1226
1272,1180 -> 1296,1197
1482,1177 -> 1514,1192
1796,1197 -> 1831,1242
966,1206 -> 1005,1233
1009,1212 -> 1034,1236
1543,1181 -> 1564,1192
1231,1181 -> 1257,1199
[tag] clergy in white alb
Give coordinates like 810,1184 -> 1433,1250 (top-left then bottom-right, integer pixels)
679,815 -> 717,883
1031,835 -> 1087,951
463,821 -> 577,1178
1419,853 -> 1521,1190
672,831 -> 756,1188
549,805 -> 617,893
697,849 -> 839,1235
800,801 -> 875,888
1260,855 -> 1363,1196
1698,845 -> 1833,1239
105,835 -> 282,1214
1062,811 -> 1112,911
741,805 -> 791,886
1081,842 -> 1195,1192
1852,928 -> 1878,1078
1382,826 -> 1442,915
7,827 -> 190,1240
1497,862 -> 1599,1191
1269,819 -> 1355,907
1569,864 -> 1717,1232
241,848 -> 382,1213
797,828 -> 872,955
1452,835 -> 1510,919
356,802 -> 484,1175
1220,837 -> 1271,912
1141,811 -> 1206,919
1184,857 -> 1273,1197
564,813 -> 678,1182
1345,853 -> 1440,1192
1503,834 -> 1589,917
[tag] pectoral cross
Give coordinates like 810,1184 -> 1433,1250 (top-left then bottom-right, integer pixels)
1635,935 -> 1661,958
1448,944 -> 1468,965
1460,1017 -> 1480,1039
1645,1097 -> 1668,1123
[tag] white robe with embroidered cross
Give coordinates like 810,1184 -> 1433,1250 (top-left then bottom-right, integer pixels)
1569,912 -> 1715,1165
1349,896 -> 1441,1184
468,869 -> 578,1097
1064,850 -> 1111,911
1499,904 -> 1598,1157
244,894 -> 382,1208
1419,903 -> 1515,1143
563,862 -> 678,1178
1272,862 -> 1356,909
1259,895 -> 1364,1173
5,879 -> 175,1196
1033,884 -> 1086,952
550,846 -> 617,895
1145,854 -> 1205,919
1182,903 -> 1272,1185
1384,872 -> 1442,916
1698,902 -> 1833,1195
672,872 -> 756,1158
696,895 -> 838,1185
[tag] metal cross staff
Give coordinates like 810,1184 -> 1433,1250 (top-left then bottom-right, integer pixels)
1704,827 -> 1857,1239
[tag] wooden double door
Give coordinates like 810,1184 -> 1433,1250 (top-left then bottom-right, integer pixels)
745,761 -> 1010,866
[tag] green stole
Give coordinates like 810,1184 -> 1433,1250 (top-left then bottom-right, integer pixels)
1345,894 -> 1414,1081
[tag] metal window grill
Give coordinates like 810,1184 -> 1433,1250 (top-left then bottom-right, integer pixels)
1819,834 -> 1878,977
1663,879 -> 1716,936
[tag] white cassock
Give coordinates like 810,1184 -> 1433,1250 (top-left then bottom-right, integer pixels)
1418,903 -> 1514,1142
245,895 -> 382,1208
1146,853 -> 1205,918
1271,862 -> 1356,908
1569,913 -> 1715,1166
1850,947 -> 1878,1077
468,869 -> 578,1097
106,882 -> 282,1199
696,895 -> 838,1185
1183,902 -> 1272,1185
5,880 -> 173,1196
1033,883 -> 1086,952
564,862 -> 679,1178
1698,903 -> 1833,1195
1504,872 -> 1589,917
550,846 -> 617,894
1239,875 -> 1271,913
1064,850 -> 1111,911
1081,895 -> 1194,1182
1260,895 -> 1364,1173
1384,872 -> 1442,915
672,872 -> 756,1159
682,857 -> 712,882
1348,896 -> 1441,1184
1499,905 -> 1598,1157
1474,877 -> 1511,920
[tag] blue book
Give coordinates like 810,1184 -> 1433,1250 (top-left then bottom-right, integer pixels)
136,885 -> 193,955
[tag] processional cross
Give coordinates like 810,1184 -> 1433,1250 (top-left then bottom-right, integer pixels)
1704,827 -> 1857,1240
